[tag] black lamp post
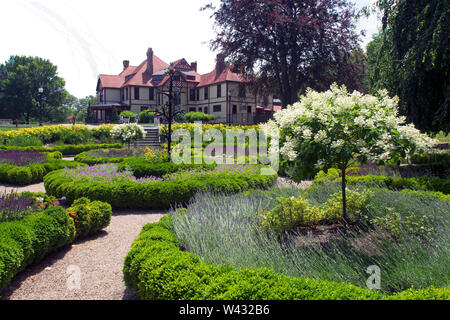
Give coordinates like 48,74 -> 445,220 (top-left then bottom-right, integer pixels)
38,87 -> 44,126
157,64 -> 185,162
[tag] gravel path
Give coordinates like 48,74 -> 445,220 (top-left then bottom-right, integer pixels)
2,210 -> 166,300
0,182 -> 46,194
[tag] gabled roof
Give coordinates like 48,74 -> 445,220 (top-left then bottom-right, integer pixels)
197,65 -> 246,87
97,54 -> 169,89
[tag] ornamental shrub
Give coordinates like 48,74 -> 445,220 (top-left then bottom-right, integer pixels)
184,112 -> 214,123
111,124 -> 146,148
120,111 -> 137,123
66,198 -> 112,238
139,110 -> 155,124
262,84 -> 434,222
0,206 -> 76,294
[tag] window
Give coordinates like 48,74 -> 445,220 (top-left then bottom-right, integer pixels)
190,89 -> 196,101
238,84 -> 246,97
121,89 -> 125,101
198,107 -> 202,113
217,84 -> 222,98
204,107 -> 209,114
196,89 -> 200,101
232,105 -> 237,114
247,106 -> 252,113
141,106 -> 149,112
213,105 -> 222,113
134,87 -> 140,100
189,107 -> 196,112
204,87 -> 209,100
149,88 -> 154,101
125,87 -> 128,100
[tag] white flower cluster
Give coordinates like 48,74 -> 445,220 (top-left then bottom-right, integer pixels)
261,84 -> 435,166
111,123 -> 146,144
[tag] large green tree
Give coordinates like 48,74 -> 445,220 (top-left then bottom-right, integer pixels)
0,56 -> 66,124
365,0 -> 449,132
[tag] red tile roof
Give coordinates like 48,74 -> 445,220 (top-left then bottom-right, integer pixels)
98,54 -> 247,90
197,65 -> 245,87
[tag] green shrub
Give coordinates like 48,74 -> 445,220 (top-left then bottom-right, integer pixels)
43,166 -> 276,209
139,110 -> 155,124
47,151 -> 63,160
184,112 -> 214,123
0,143 -> 123,156
0,159 -> 82,185
66,198 -> 112,238
123,216 -> 449,300
5,136 -> 43,147
0,206 -> 76,294
120,111 -> 137,123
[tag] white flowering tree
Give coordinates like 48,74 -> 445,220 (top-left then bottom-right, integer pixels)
111,123 -> 146,149
261,84 -> 434,223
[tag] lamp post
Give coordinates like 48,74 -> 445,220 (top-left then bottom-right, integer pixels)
38,87 -> 44,126
157,64 -> 184,162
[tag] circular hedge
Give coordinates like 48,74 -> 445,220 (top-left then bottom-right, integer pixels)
43,163 -> 276,209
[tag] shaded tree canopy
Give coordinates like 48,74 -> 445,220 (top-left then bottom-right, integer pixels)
365,0 -> 449,133
203,0 -> 362,107
0,55 -> 66,123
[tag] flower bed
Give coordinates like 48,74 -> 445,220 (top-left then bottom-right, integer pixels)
0,192 -> 111,296
44,163 -> 276,209
123,215 -> 449,300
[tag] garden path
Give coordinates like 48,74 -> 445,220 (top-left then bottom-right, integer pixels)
2,210 -> 166,300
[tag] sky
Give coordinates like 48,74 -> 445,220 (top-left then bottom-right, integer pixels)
0,0 -> 381,98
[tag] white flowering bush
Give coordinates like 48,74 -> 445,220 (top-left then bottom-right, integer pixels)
111,124 -> 146,148
261,84 -> 434,223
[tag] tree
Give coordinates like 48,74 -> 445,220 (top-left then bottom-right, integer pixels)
78,95 -> 98,123
0,56 -> 66,124
364,0 -> 449,132
203,0 -> 362,107
261,84 -> 433,224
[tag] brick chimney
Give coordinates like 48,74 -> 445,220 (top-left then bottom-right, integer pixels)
123,60 -> 130,70
215,54 -> 225,76
146,48 -> 154,75
190,61 -> 197,72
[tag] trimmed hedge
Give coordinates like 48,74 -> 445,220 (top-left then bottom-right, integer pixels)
74,152 -> 129,165
314,169 -> 450,194
44,166 -> 276,209
118,158 -> 216,178
0,206 -> 76,294
0,143 -> 123,156
0,159 -> 83,185
123,216 -> 449,300
67,198 -> 112,238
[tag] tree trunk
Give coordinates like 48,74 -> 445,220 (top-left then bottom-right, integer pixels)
341,165 -> 348,225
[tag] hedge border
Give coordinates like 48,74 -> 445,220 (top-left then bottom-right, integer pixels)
0,143 -> 123,156
0,159 -> 83,185
44,166 -> 276,209
123,216 -> 449,300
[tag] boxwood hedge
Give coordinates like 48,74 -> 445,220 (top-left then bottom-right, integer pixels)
0,197 -> 112,297
0,143 -> 123,156
0,159 -> 83,185
123,216 -> 449,300
0,206 -> 76,295
43,165 -> 276,209
314,169 -> 450,194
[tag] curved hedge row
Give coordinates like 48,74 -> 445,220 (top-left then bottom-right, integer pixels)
74,152 -> 128,165
123,216 -> 449,300
314,169 -> 450,194
44,166 -> 276,209
0,159 -> 83,185
0,206 -> 76,294
0,143 -> 123,156
118,158 -> 216,178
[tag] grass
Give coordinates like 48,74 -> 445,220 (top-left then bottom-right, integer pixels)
171,184 -> 450,294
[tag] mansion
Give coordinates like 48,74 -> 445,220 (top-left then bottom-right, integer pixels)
92,48 -> 278,124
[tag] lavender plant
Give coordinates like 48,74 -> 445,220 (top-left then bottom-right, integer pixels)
0,150 -> 48,166
0,191 -> 36,222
